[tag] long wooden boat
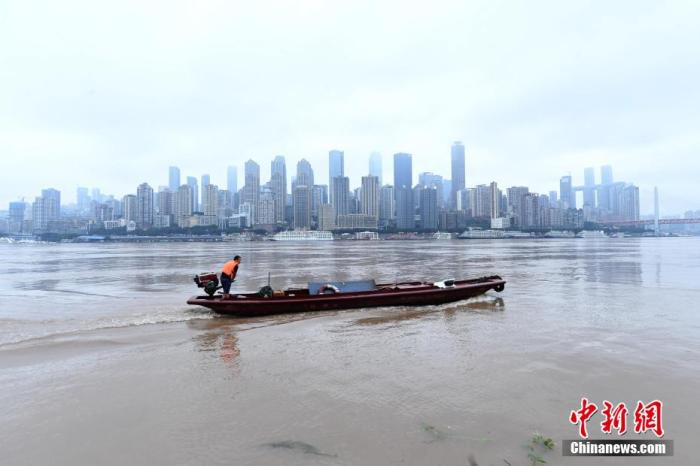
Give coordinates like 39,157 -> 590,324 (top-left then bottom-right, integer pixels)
187,275 -> 505,317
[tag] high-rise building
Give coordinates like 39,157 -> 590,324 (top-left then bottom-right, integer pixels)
395,187 -> 414,230
418,172 -> 444,208
451,141 -> 466,208
175,185 -> 193,227
8,201 -> 26,234
297,159 -> 314,187
187,176 -> 198,213
258,189 -> 277,225
475,185 -> 491,218
369,152 -> 382,185
202,184 -> 219,217
489,182 -> 501,219
620,184 -> 640,221
319,204 -> 336,231
507,186 -> 530,227
169,166 -> 181,193
393,153 -> 413,229
201,174 -> 211,210
122,194 -> 137,223
331,176 -> 350,220
136,183 -> 154,229
77,187 -> 90,213
379,185 -> 395,227
548,190 -> 558,205
227,166 -> 238,194
42,189 -> 61,222
329,150 -> 344,205
360,175 -> 380,218
311,185 -> 328,220
243,160 -> 260,225
560,175 -> 575,209
419,186 -> 438,231
583,167 -> 596,207
601,165 -> 614,185
293,185 -> 312,229
270,156 -> 286,223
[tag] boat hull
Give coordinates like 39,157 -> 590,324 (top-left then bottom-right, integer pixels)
187,275 -> 505,317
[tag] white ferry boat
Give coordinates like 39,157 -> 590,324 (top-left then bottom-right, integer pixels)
271,230 -> 334,241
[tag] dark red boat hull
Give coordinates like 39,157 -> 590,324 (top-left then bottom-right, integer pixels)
187,275 -> 505,317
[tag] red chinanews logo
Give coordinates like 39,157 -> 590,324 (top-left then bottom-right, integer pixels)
569,398 -> 664,439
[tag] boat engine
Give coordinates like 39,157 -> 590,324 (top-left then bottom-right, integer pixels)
194,272 -> 220,296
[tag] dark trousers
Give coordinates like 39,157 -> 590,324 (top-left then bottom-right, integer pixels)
220,273 -> 233,294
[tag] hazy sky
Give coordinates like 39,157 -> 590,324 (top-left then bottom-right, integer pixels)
1,0 -> 698,214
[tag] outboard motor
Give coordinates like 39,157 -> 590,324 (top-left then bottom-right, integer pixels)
194,272 -> 220,296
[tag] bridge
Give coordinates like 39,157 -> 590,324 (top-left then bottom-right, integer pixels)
599,218 -> 700,227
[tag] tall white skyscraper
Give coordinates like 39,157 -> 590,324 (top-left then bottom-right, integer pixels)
361,175 -> 380,218
227,166 -> 238,194
169,166 -> 180,193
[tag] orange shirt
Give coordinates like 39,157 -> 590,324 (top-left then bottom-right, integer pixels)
221,260 -> 239,278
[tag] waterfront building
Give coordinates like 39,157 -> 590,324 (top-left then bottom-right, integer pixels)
560,175 -> 575,209
369,152 -> 382,185
583,167 -> 596,208
296,159 -> 314,187
136,183 -> 154,229
202,183 -> 219,218
336,214 -> 378,230
419,186 -> 438,231
506,186 -> 529,227
227,165 -> 238,194
169,166 -> 180,193
77,187 -> 90,214
293,185 -> 312,229
257,189 -> 277,226
329,150 -> 344,205
451,141 -> 466,208
620,184 -> 640,221
474,185 -> 491,218
361,175 -> 380,218
489,182 -> 501,219
331,176 -> 350,221
243,160 -> 260,225
175,185 -> 193,227
186,176 -> 198,213
270,156 -> 286,223
201,174 -> 210,210
311,184 -> 328,220
393,153 -> 414,230
419,172 -> 445,208
319,203 -> 336,231
601,165 -> 614,185
548,190 -> 558,206
122,194 -> 137,223
379,185 -> 395,227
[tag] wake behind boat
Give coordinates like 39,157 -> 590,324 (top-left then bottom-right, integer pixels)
187,275 -> 506,317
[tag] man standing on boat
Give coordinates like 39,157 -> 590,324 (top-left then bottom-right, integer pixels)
220,255 -> 241,300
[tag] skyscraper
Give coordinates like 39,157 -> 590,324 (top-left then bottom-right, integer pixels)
296,159 -> 314,187
393,153 -> 414,230
329,150 -> 344,204
202,184 -> 219,217
136,183 -> 154,229
293,185 -> 312,229
369,152 -> 382,185
418,172 -> 444,208
243,160 -> 260,225
601,165 -> 614,185
583,167 -> 596,207
175,185 -> 193,227
361,175 -> 380,218
270,156 -> 286,223
8,201 -> 26,234
379,185 -> 395,227
489,182 -> 501,219
77,187 -> 90,213
419,186 -> 438,231
122,194 -> 137,223
187,176 -> 198,213
169,166 -> 181,193
451,141 -> 466,208
507,186 -> 530,227
227,166 -> 238,194
560,175 -> 575,209
331,176 -> 350,220
201,174 -> 210,211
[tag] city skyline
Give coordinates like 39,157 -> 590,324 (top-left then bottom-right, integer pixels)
2,1 -> 699,214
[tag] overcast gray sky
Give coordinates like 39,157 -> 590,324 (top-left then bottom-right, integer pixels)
1,0 -> 698,214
